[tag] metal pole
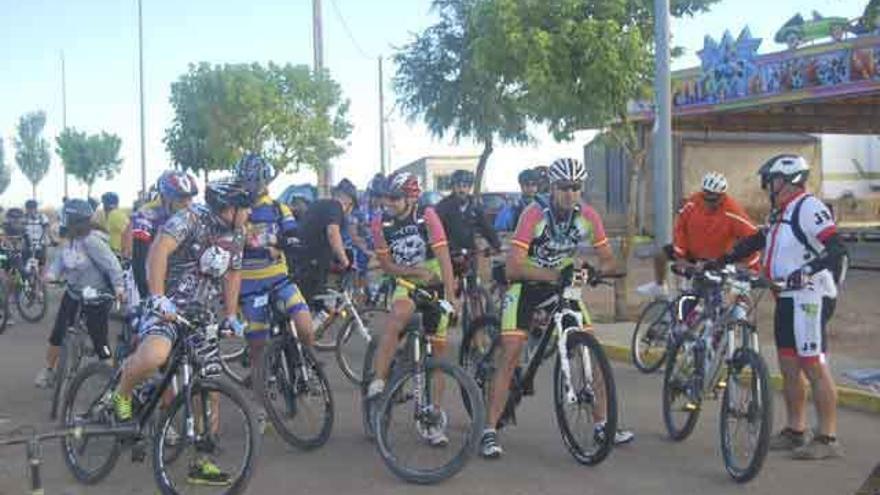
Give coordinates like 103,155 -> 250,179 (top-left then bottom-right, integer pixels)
61,51 -> 68,198
378,56 -> 386,175
653,0 -> 673,246
138,0 -> 147,198
313,0 -> 330,195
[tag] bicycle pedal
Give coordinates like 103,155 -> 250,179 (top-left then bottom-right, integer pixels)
716,380 -> 727,389
683,402 -> 700,412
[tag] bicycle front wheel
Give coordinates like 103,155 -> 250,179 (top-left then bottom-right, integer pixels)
631,299 -> 672,373
60,362 -> 122,484
0,282 -> 9,334
662,335 -> 702,441
153,378 -> 258,495
219,336 -> 251,387
51,334 -> 81,420
554,330 -> 617,466
262,338 -> 334,449
375,358 -> 485,484
335,308 -> 387,386
720,346 -> 773,483
17,277 -> 47,323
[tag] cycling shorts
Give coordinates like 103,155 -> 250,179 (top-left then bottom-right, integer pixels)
774,294 -> 834,366
240,274 -> 309,341
390,259 -> 448,341
501,282 -> 592,338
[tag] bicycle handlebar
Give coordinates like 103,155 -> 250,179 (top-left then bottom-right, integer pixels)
394,278 -> 455,315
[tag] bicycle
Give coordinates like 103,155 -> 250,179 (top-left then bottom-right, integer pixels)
15,254 -> 48,323
50,286 -> 117,421
661,264 -> 779,483
0,251 -> 10,334
460,265 -> 622,466
332,271 -> 388,386
451,248 -> 495,336
60,303 -> 259,494
255,277 -> 335,450
361,278 -> 485,484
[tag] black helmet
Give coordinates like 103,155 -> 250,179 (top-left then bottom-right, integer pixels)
101,192 -> 119,207
367,173 -> 387,198
450,169 -> 475,187
25,199 -> 38,210
5,207 -> 24,220
205,180 -> 252,211
63,199 -> 94,224
518,169 -> 539,185
333,178 -> 359,208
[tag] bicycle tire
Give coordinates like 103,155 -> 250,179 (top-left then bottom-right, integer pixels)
458,316 -> 499,418
720,346 -> 773,483
662,335 -> 702,441
375,358 -> 485,484
313,314 -> 341,352
335,308 -> 387,386
153,378 -> 259,495
219,337 -> 251,387
60,362 -> 122,484
261,338 -> 334,449
0,283 -> 9,334
361,339 -> 379,439
51,334 -> 77,420
631,299 -> 673,374
462,286 -> 494,335
17,276 -> 47,323
554,330 -> 617,465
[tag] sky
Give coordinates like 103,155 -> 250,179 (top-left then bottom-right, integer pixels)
0,0 -> 871,208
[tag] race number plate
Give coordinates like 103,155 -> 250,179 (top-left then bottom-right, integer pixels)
253,294 -> 269,308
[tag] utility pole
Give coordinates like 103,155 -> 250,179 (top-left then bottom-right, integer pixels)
653,0 -> 673,248
378,56 -> 386,175
60,51 -> 68,198
313,0 -> 331,196
138,0 -> 147,198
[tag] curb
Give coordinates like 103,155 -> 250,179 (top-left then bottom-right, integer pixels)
601,343 -> 880,415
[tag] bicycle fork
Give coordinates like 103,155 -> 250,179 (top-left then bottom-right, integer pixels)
555,310 -> 588,405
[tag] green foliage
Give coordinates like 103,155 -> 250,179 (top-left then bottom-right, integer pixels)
0,140 -> 9,195
15,111 -> 51,198
164,62 -> 351,178
56,129 -> 123,196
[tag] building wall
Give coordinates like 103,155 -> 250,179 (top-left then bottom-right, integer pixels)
396,156 -> 480,192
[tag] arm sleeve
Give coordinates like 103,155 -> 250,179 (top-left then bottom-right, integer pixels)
723,230 -> 767,264
132,238 -> 150,298
423,207 -> 449,250
805,233 -> 848,276
580,204 -> 609,248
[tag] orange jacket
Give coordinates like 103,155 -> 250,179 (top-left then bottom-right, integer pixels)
673,192 -> 760,269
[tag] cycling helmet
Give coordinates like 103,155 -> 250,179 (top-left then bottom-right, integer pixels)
101,192 -> 120,207
367,173 -> 387,197
234,153 -> 276,194
387,172 -> 421,199
63,199 -> 94,224
333,178 -> 359,208
450,169 -> 475,187
158,170 -> 199,201
25,199 -> 37,210
762,154 -> 810,186
5,207 -> 24,220
701,172 -> 728,194
518,168 -> 540,185
548,158 -> 587,184
205,180 -> 253,211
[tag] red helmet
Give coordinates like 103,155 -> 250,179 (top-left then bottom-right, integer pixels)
387,172 -> 421,199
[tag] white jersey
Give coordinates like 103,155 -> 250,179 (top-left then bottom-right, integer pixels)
763,193 -> 837,297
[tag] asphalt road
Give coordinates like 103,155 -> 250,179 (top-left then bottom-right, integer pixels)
0,299 -> 877,495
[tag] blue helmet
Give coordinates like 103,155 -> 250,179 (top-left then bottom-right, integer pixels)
367,173 -> 387,198
158,170 -> 198,201
101,192 -> 119,207
63,199 -> 94,224
234,153 -> 276,194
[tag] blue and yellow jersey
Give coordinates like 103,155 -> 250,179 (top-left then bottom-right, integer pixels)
242,194 -> 298,280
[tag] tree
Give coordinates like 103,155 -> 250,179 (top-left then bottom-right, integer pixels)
393,0 -> 532,193
470,0 -> 718,318
15,111 -> 51,199
0,139 -> 10,195
56,129 -> 123,197
164,62 -> 351,180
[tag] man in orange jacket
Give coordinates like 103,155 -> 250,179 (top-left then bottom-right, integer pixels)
638,172 -> 760,297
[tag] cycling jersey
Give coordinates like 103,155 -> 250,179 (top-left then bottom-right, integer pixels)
494,196 -> 536,232
673,192 -> 759,268
97,208 -> 129,254
130,199 -> 172,244
764,193 -> 837,285
510,200 -> 608,269
241,194 -> 298,279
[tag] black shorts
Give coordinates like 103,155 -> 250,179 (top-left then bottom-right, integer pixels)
774,296 -> 834,364
501,282 -> 589,337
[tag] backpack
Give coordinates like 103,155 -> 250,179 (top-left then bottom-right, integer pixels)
788,195 -> 849,288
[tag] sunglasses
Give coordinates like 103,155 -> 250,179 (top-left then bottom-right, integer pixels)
386,193 -> 406,201
555,183 -> 581,192
704,193 -> 722,203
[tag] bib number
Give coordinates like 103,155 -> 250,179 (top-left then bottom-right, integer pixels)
253,294 -> 269,308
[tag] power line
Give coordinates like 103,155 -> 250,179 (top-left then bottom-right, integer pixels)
327,0 -> 373,60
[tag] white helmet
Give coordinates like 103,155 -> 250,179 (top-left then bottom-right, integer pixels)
763,154 -> 810,185
701,172 -> 728,194
548,158 -> 587,184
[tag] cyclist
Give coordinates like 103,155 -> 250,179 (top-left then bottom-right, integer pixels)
234,154 -> 314,400
637,172 -> 760,298
35,199 -> 124,388
96,192 -> 130,256
366,172 -> 456,446
435,169 -> 501,256
112,180 -> 251,485
494,168 -> 541,232
713,155 -> 846,460
480,158 -> 632,459
295,178 -> 358,323
23,199 -> 54,268
127,171 -> 199,299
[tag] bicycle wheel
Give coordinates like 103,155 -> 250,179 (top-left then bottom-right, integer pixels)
631,299 -> 673,373
720,346 -> 772,483
313,313 -> 341,352
361,339 -> 380,439
0,282 -> 9,334
554,330 -> 617,465
17,276 -> 47,323
60,362 -> 122,484
51,334 -> 80,420
261,338 -> 334,449
375,358 -> 485,484
335,308 -> 387,386
153,378 -> 258,495
462,286 -> 494,334
458,316 -> 499,417
219,336 -> 251,387
662,335 -> 702,441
